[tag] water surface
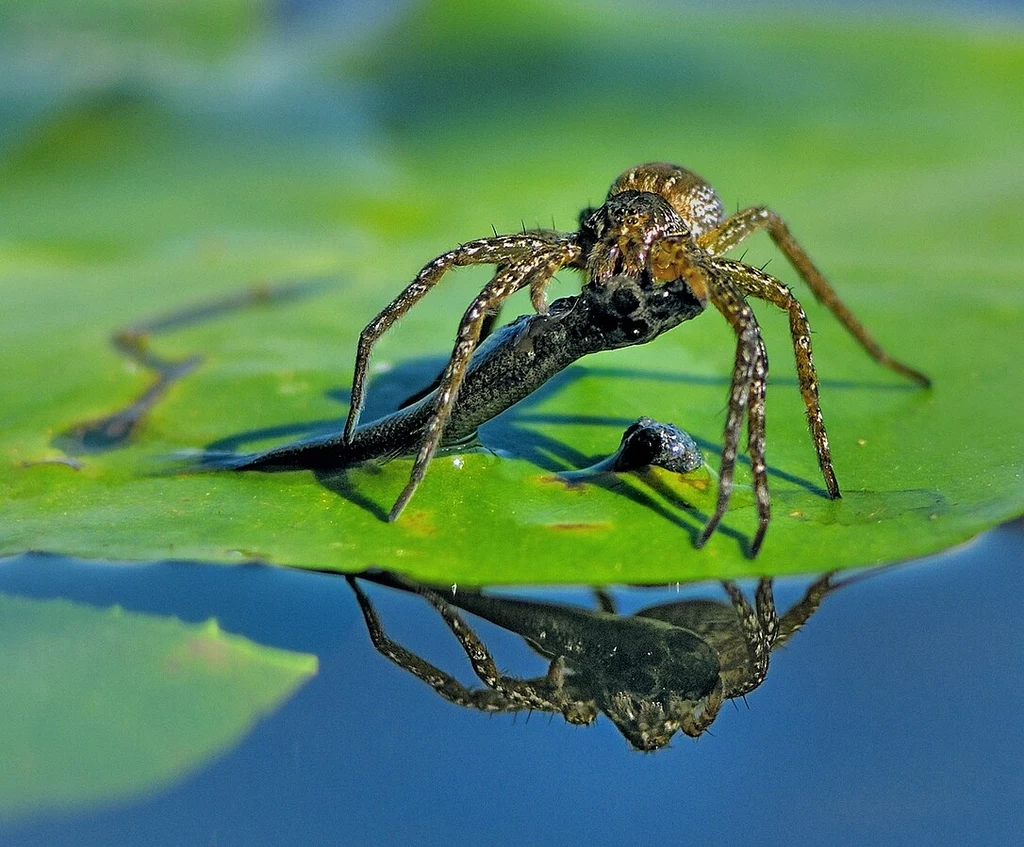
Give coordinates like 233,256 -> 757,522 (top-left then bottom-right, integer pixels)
1,520 -> 1021,845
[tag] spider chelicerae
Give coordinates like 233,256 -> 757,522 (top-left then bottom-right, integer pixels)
342,163 -> 930,555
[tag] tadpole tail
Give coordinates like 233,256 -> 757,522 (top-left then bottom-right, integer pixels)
187,431 -> 391,474
445,590 -> 710,673
226,435 -> 356,471
224,424 -> 420,472
198,300 -> 600,476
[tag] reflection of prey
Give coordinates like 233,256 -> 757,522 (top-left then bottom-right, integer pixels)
347,572 -> 838,751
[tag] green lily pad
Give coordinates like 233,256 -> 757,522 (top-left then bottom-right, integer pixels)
1,0 -> 1022,583
0,592 -> 317,820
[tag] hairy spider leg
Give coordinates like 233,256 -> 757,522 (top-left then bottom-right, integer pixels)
699,207 -> 931,387
345,576 -> 516,713
651,238 -> 771,552
746,336 -> 771,555
652,238 -> 770,552
773,572 -> 837,647
720,580 -> 775,695
343,232 -> 578,443
714,258 -> 841,502
388,246 -> 579,521
414,585 -> 596,721
695,276 -> 769,553
754,576 -> 779,646
679,679 -> 725,738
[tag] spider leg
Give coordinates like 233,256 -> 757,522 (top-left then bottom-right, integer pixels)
754,576 -> 779,648
698,206 -> 930,387
680,679 -> 724,738
345,576 -> 519,713
389,247 -> 575,520
649,240 -> 771,553
746,335 -> 771,554
712,258 -> 840,500
773,571 -> 837,648
720,580 -> 773,695
694,274 -> 768,552
414,585 -> 586,718
343,232 -> 579,443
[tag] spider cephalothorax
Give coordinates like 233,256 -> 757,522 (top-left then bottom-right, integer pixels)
340,163 -> 930,555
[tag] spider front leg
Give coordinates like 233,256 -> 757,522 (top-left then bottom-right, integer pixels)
389,248 -> 573,520
695,277 -> 770,555
414,585 -> 588,718
746,335 -> 771,554
345,576 -> 515,713
651,242 -> 770,552
699,206 -> 930,387
720,579 -> 776,695
713,258 -> 840,499
343,232 -> 579,443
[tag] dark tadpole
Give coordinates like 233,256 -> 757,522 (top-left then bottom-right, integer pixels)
207,273 -> 705,473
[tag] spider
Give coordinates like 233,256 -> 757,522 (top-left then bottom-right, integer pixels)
346,570 -> 841,750
341,163 -> 930,555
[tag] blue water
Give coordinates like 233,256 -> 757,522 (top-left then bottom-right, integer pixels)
2,519 -> 1021,846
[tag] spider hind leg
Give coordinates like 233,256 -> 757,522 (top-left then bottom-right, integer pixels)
699,206 -> 930,387
714,258 -> 841,502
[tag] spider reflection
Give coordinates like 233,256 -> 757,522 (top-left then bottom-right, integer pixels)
347,571 -> 839,751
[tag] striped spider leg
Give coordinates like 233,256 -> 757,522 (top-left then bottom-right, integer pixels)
649,238 -> 773,554
343,232 -> 581,519
699,207 -> 931,388
345,575 -> 597,724
719,578 -> 779,696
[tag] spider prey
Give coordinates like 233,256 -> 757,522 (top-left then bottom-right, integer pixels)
347,570 -> 840,751
342,163 -> 929,554
233,164 -> 929,554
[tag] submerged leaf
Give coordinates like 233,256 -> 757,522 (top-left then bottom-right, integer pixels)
0,593 -> 317,820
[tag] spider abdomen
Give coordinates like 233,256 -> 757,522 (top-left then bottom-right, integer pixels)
608,162 -> 725,238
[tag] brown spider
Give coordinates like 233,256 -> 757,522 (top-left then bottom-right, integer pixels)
343,163 -> 930,555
